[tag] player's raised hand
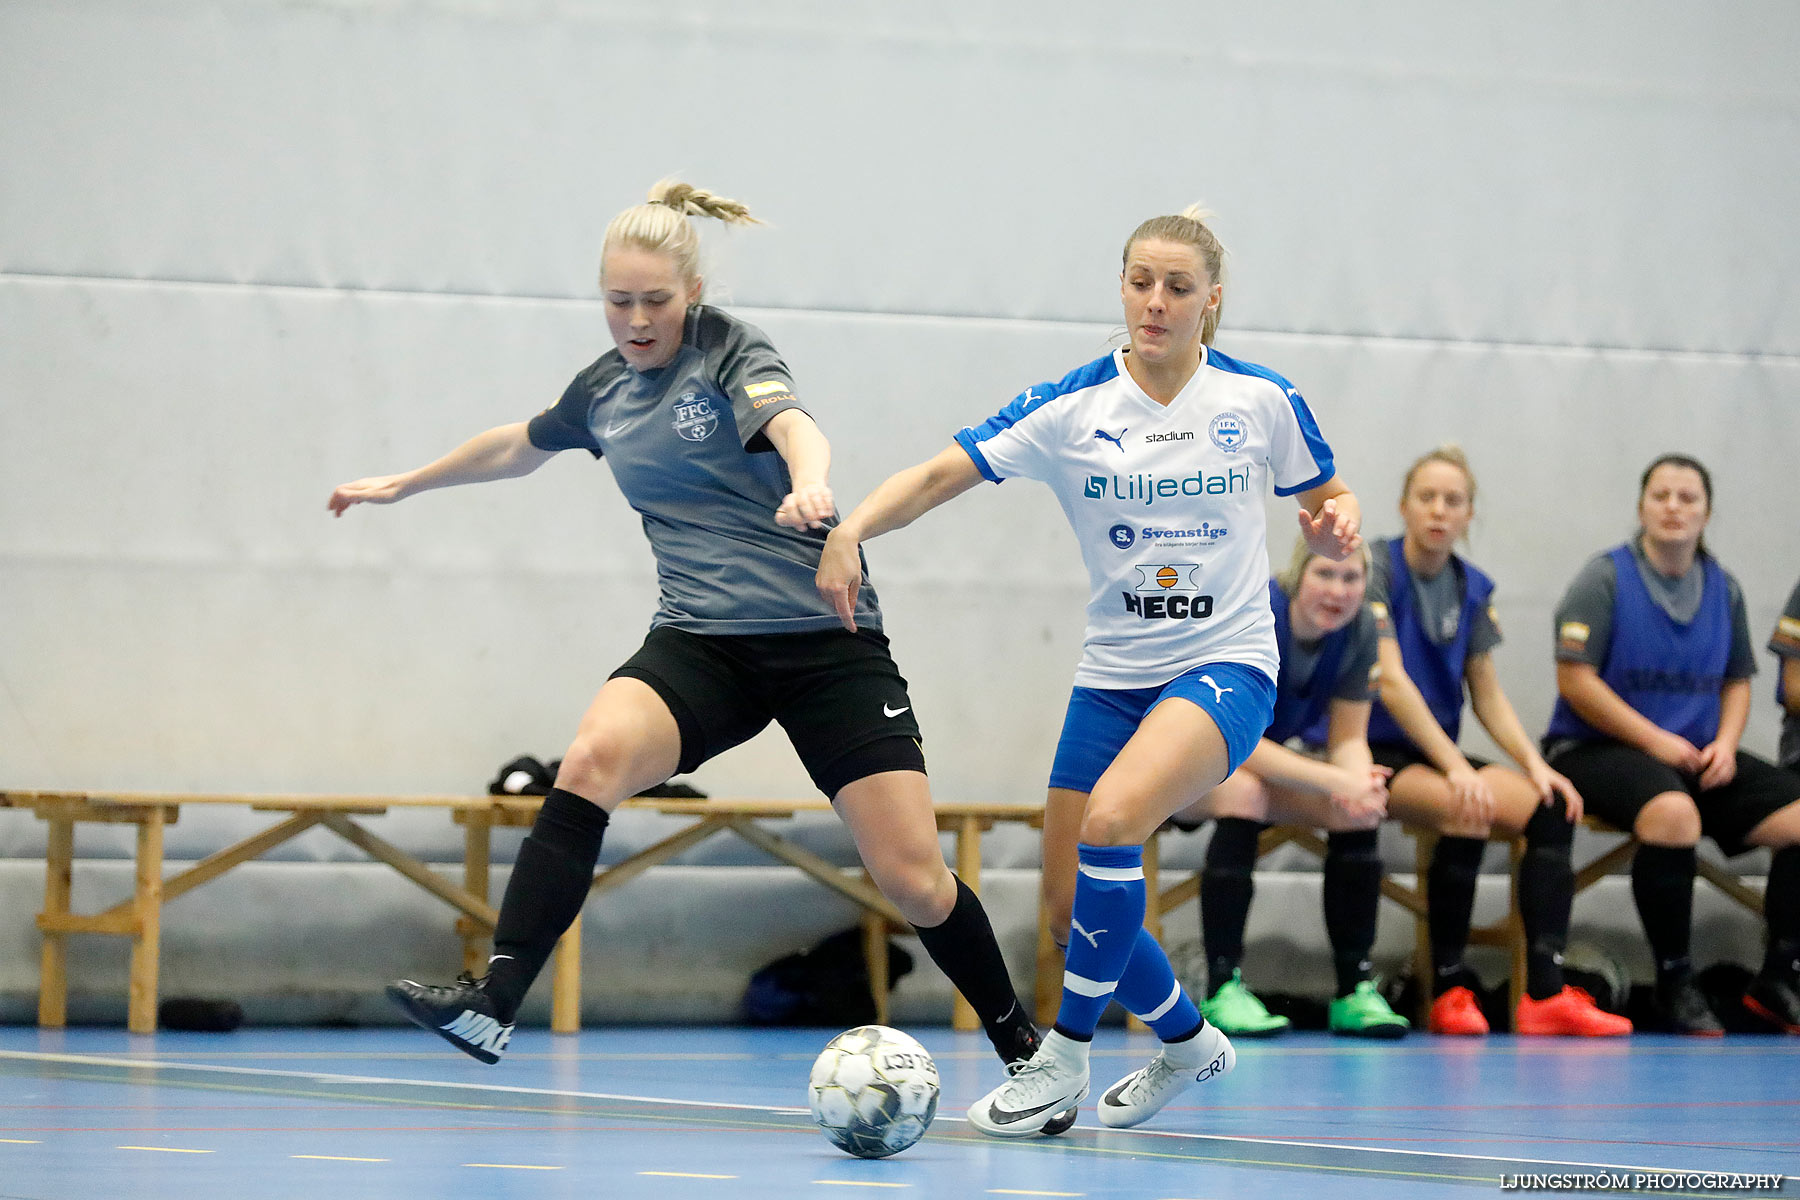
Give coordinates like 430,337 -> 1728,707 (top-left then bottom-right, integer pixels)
777,482 -> 836,530
328,474 -> 411,516
1299,497 -> 1363,561
815,528 -> 863,631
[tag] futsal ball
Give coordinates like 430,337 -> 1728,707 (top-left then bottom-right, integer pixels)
807,1025 -> 940,1158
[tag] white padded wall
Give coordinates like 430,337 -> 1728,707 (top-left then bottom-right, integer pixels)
3,0 -> 1797,798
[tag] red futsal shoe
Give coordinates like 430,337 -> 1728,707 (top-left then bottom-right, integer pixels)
1514,986 -> 1633,1037
1426,985 -> 1490,1036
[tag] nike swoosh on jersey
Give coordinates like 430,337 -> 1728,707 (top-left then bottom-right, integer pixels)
883,704 -> 911,718
603,419 -> 630,437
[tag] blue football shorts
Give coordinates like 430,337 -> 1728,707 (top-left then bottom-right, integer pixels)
1047,661 -> 1276,795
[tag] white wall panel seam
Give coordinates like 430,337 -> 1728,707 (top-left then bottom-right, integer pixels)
7,272 -> 1799,366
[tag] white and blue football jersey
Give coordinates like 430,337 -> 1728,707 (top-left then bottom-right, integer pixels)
955,346 -> 1335,688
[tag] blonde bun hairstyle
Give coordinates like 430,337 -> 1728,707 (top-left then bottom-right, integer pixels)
600,179 -> 762,300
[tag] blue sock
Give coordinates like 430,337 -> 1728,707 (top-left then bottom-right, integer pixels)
1113,927 -> 1205,1041
1057,843 -> 1147,1039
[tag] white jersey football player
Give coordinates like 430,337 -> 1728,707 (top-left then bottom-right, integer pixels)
812,204 -> 1361,1136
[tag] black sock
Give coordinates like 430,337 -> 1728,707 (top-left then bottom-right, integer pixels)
1631,843 -> 1696,989
913,876 -> 1032,1060
1763,846 -> 1800,982
1520,801 -> 1575,1000
486,788 -> 610,1022
1324,829 -> 1380,997
1200,818 -> 1263,995
1428,836 -> 1485,995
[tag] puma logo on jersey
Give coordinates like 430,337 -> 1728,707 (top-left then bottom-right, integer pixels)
1093,428 -> 1127,452
1071,918 -> 1107,949
442,1010 -> 512,1056
1198,674 -> 1233,703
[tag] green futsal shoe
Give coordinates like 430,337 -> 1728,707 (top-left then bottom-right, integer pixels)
1328,980 -> 1411,1040
1198,970 -> 1290,1037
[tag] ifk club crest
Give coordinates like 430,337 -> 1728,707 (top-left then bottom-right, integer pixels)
1208,411 -> 1246,452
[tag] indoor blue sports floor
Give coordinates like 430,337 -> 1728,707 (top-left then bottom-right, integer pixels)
1,1026 -> 1795,1199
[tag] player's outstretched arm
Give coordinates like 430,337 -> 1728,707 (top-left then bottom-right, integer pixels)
327,422 -> 554,516
1296,476 -> 1362,561
815,445 -> 983,630
764,409 -> 836,530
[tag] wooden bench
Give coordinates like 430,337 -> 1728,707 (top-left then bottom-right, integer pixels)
1,790 -> 1045,1036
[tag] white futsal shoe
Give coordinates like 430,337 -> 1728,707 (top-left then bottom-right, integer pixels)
1096,1020 -> 1235,1129
968,1030 -> 1090,1138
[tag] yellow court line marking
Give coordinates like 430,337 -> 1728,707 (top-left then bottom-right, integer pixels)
119,1145 -> 214,1154
641,1171 -> 739,1179
292,1154 -> 389,1162
464,1163 -> 562,1170
813,1183 -> 910,1189
0,1139 -> 41,1144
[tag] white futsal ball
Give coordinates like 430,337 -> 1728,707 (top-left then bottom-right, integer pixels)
807,1025 -> 940,1158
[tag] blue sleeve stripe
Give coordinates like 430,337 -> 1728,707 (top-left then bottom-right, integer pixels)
959,352 -> 1118,448
1274,466 -> 1333,497
1205,348 -> 1335,495
953,429 -> 1003,484
1283,389 -> 1336,484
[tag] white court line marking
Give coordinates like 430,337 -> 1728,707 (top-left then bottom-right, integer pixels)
465,1163 -> 562,1170
814,1183 -> 910,1189
990,1191 -> 1085,1197
0,1139 -> 41,1144
119,1145 -> 213,1154
641,1171 -> 739,1179
292,1154 -> 388,1162
0,1049 -> 1727,1179
0,1049 -> 808,1116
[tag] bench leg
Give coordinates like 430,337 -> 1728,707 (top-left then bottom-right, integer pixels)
127,808 -> 165,1035
1411,830 -> 1436,1027
551,914 -> 581,1035
862,910 -> 890,1026
1507,839 -> 1527,1019
1035,895 -> 1062,1028
38,815 -> 74,1028
461,812 -> 493,976
951,817 -> 980,1033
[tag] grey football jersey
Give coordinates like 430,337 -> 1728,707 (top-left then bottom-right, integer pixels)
527,305 -> 882,634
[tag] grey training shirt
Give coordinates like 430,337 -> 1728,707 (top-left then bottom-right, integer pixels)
1365,536 -> 1502,654
527,305 -> 883,635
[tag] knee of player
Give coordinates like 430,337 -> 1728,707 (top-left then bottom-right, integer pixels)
1204,771 -> 1270,822
864,854 -> 954,924
557,732 -> 635,794
1077,802 -> 1142,848
1636,791 -> 1701,845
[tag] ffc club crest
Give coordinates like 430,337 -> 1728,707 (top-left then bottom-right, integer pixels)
673,392 -> 719,442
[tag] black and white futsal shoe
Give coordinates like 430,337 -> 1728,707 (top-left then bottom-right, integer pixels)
969,1031 -> 1089,1139
1096,1021 -> 1235,1129
386,972 -> 514,1064
1005,1022 -> 1080,1136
